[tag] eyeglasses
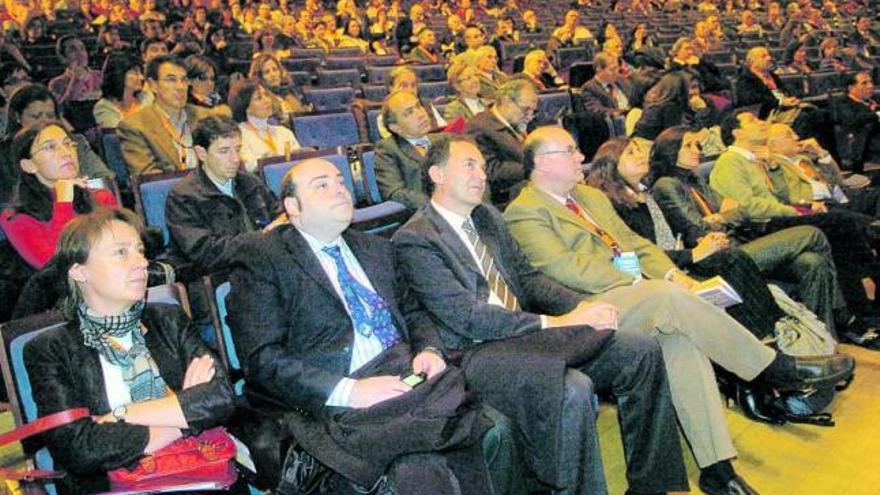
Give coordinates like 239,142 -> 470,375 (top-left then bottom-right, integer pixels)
537,145 -> 580,157
512,99 -> 537,115
158,76 -> 190,85
32,138 -> 76,156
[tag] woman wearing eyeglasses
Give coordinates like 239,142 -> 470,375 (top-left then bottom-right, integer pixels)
1,83 -> 112,203
0,120 -> 118,270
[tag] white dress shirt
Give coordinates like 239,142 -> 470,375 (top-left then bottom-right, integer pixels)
298,228 -> 388,407
239,117 -> 301,172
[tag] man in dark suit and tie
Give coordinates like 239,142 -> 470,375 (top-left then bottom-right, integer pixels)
226,158 -> 518,494
374,91 -> 445,211
580,52 -> 639,137
392,134 -> 690,495
467,77 -> 536,208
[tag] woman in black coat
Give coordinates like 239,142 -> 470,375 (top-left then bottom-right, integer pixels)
23,207 -> 235,494
586,136 -> 787,339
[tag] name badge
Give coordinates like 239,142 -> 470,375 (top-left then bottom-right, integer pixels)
613,251 -> 642,279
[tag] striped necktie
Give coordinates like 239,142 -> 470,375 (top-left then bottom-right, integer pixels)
461,219 -> 520,311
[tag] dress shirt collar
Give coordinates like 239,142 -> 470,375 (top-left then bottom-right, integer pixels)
490,105 -> 523,136
155,103 -> 187,128
297,227 -> 345,255
728,145 -> 757,162
431,199 -> 472,233
208,174 -> 235,197
247,116 -> 270,130
404,135 -> 431,148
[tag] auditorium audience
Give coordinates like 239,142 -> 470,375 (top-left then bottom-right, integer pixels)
4,0 -> 880,490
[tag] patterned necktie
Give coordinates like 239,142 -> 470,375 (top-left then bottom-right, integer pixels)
322,245 -> 401,349
461,219 -> 520,311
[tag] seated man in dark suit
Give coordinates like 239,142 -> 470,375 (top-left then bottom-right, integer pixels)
166,116 -> 279,280
580,52 -> 639,137
118,54 -> 203,175
373,91 -> 445,212
393,134 -> 690,495
837,71 -> 880,172
467,77 -> 535,208
226,158 -> 518,495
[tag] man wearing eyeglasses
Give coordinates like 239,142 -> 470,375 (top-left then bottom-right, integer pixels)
118,54 -> 201,175
503,126 -> 854,495
467,77 -> 537,208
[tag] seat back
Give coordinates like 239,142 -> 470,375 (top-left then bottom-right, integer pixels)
259,147 -> 355,197
130,170 -> 189,246
324,56 -> 365,71
418,81 -> 453,100
0,311 -> 68,495
777,73 -> 809,98
316,68 -> 362,87
291,112 -> 361,148
366,65 -> 393,84
358,147 -> 382,204
808,71 -> 841,96
361,83 -> 389,101
556,46 -> 591,70
100,129 -> 130,189
203,277 -> 245,396
534,91 -> 572,126
303,86 -> 357,112
410,64 -> 446,82
283,57 -> 321,74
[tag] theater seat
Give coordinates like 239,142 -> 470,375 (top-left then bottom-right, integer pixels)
303,87 -> 357,112
131,171 -> 189,246
316,68 -> 362,87
292,112 -> 361,148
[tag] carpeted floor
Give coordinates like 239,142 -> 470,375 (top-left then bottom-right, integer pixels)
1,342 -> 877,494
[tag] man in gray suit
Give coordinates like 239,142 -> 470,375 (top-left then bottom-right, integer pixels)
374,90 -> 445,211
393,133 -> 689,495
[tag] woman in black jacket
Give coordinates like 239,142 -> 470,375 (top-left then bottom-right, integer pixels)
23,207 -> 235,494
587,136 -> 791,339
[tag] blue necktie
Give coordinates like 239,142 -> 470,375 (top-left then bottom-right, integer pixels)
322,245 -> 401,349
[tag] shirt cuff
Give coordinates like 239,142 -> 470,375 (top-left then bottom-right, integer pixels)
540,314 -> 548,329
326,377 -> 356,407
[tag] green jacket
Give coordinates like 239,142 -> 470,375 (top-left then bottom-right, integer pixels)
709,148 -> 798,220
503,184 -> 676,294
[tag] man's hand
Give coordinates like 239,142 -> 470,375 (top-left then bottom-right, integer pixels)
810,201 -> 828,213
183,355 -> 216,389
689,94 -> 708,109
412,350 -> 446,378
546,300 -> 619,330
781,96 -> 800,107
349,376 -> 412,409
668,269 -> 699,290
692,232 -> 728,262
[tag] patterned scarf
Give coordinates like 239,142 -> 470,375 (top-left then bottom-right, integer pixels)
79,301 -> 168,403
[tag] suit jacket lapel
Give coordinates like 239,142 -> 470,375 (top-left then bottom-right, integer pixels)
529,185 -> 604,235
425,204 -> 483,278
279,226 -> 347,307
146,105 -> 185,168
395,135 -> 425,165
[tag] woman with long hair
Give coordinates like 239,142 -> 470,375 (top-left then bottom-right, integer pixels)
587,136 -> 797,339
23,207 -> 234,494
0,120 -> 118,269
2,84 -> 112,202
247,53 -> 312,124
93,54 -> 146,128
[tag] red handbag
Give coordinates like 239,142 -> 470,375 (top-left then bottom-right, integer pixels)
106,426 -> 237,492
0,409 -> 238,494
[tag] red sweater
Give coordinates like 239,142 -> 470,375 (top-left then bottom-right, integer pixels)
0,189 -> 118,269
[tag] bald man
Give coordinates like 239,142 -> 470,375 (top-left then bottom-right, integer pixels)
227,158 -> 521,494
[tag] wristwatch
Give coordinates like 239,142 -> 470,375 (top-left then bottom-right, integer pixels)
112,405 -> 127,423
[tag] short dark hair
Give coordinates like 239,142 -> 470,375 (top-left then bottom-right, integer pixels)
140,37 -> 168,60
844,70 -> 870,90
0,62 -> 30,87
421,134 -> 478,195
145,54 -> 185,81
193,115 -> 241,150
100,54 -> 142,100
5,83 -> 58,136
648,125 -> 689,184
184,54 -> 217,83
719,109 -> 751,146
228,78 -> 262,123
